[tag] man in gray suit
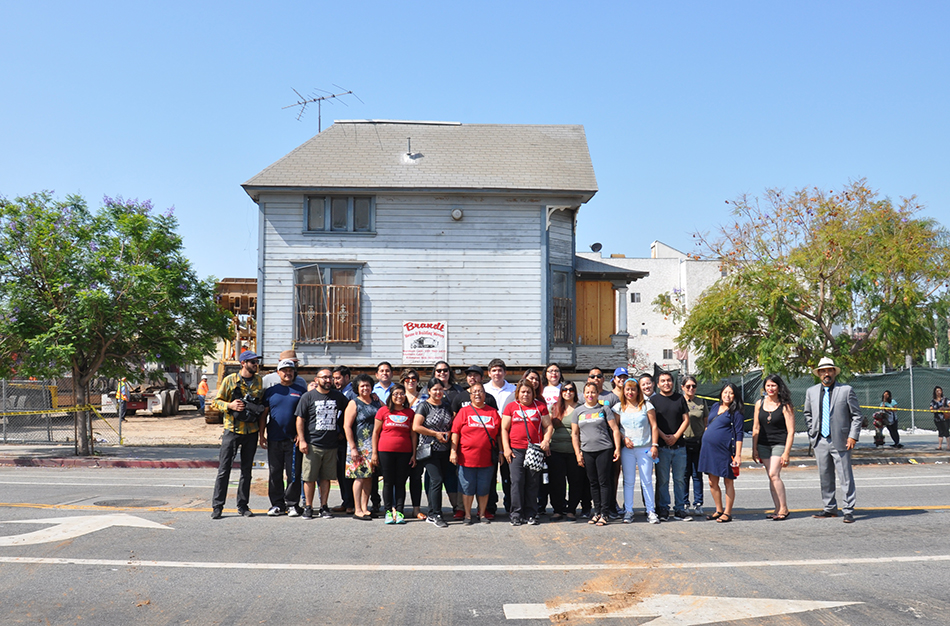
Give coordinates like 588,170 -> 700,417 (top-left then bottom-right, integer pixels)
803,357 -> 863,523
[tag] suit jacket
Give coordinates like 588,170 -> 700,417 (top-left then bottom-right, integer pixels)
803,382 -> 863,451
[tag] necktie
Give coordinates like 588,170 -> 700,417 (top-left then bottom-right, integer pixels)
821,387 -> 831,438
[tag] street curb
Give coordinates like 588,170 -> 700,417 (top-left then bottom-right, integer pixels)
0,458 -> 220,469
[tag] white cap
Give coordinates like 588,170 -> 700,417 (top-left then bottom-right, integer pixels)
277,359 -> 297,370
201,375 -> 208,379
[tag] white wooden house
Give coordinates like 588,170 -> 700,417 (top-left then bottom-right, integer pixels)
242,120 -> 643,370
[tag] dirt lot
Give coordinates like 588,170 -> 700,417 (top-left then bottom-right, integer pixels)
120,406 -> 223,446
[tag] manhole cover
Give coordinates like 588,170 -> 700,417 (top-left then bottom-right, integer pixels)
93,499 -> 168,508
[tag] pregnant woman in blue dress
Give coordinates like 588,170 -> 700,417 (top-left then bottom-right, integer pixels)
698,383 -> 744,523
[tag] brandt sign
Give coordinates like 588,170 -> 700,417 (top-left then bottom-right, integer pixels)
402,321 -> 447,364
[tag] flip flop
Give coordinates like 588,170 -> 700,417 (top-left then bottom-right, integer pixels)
716,513 -> 732,523
765,513 -> 776,519
771,512 -> 789,521
706,511 -> 723,521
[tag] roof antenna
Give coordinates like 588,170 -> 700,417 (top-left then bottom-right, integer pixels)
283,85 -> 364,132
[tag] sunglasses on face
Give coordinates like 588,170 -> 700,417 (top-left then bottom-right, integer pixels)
589,374 -> 603,379
435,369 -> 449,374
683,384 -> 696,389
404,377 -> 418,382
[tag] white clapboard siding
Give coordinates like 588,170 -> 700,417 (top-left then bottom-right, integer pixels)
548,208 -> 575,266
258,192 -> 580,367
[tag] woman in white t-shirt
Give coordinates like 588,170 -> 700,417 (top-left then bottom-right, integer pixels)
541,363 -> 563,409
613,379 -> 660,524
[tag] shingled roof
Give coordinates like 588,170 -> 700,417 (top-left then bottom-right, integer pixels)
242,120 -> 598,200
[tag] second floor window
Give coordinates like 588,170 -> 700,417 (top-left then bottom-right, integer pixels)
307,196 -> 375,233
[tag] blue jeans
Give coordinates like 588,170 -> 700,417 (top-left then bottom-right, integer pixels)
655,445 -> 687,516
684,441 -> 704,507
197,395 -> 206,415
621,446 -> 655,514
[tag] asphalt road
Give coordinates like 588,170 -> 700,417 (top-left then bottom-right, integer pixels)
0,463 -> 948,625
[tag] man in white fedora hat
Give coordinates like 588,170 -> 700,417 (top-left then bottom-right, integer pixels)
803,356 -> 864,523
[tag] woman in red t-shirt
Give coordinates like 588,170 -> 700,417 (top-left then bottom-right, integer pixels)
372,384 -> 417,525
501,381 -> 553,526
450,383 -> 502,525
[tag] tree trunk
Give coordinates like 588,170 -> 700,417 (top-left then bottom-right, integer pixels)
74,370 -> 91,456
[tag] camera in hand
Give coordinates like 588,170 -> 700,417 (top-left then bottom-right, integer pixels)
232,390 -> 265,423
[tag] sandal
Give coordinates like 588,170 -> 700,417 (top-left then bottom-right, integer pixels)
595,517 -> 607,527
765,512 -> 776,519
588,514 -> 600,525
706,511 -> 723,521
716,513 -> 733,523
771,512 -> 789,521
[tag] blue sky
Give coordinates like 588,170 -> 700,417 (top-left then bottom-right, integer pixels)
2,1 -> 947,280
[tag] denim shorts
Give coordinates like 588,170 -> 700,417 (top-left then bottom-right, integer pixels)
457,465 -> 494,496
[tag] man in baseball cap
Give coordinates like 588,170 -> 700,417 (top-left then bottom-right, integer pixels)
262,349 -> 308,390
260,357 -> 308,517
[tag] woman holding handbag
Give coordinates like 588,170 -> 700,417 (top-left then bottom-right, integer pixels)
571,382 -> 622,526
698,383 -> 744,523
413,378 -> 455,528
450,383 -> 501,525
501,381 -> 553,526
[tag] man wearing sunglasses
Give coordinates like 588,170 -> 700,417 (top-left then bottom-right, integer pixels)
211,350 -> 264,519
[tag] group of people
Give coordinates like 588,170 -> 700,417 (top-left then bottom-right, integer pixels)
210,352 -> 866,525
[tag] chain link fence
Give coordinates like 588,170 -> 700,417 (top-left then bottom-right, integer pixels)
0,378 -> 121,445
688,367 -> 950,433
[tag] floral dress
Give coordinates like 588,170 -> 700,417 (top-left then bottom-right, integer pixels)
346,397 -> 382,479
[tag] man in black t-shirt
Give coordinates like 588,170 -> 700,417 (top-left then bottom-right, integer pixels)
295,368 -> 349,519
449,365 -> 499,414
651,371 -> 690,522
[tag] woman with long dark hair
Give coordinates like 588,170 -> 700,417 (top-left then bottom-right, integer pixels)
751,374 -> 796,521
547,381 -> 583,521
371,383 -> 416,525
401,369 -> 428,520
413,377 -> 455,528
878,390 -> 902,448
698,383 -> 744,523
931,386 -> 949,450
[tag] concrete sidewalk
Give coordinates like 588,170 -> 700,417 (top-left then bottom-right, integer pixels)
0,431 -> 947,469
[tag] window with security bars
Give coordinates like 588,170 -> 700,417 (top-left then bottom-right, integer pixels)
551,269 -> 573,344
294,264 -> 362,343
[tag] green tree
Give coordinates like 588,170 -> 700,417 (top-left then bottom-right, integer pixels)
0,192 -> 230,454
936,315 -> 949,367
670,180 -> 949,379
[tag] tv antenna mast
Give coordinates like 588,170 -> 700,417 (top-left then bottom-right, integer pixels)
283,85 -> 363,132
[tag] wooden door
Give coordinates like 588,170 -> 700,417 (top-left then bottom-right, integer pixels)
575,281 -> 614,345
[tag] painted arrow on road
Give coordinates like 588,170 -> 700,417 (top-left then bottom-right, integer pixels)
504,594 -> 861,624
0,514 -> 171,546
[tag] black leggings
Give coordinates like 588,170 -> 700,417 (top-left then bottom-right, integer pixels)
583,448 -> 614,517
378,451 -> 412,512
423,450 -> 452,516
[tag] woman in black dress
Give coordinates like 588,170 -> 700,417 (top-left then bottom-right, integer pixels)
698,383 -> 744,523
